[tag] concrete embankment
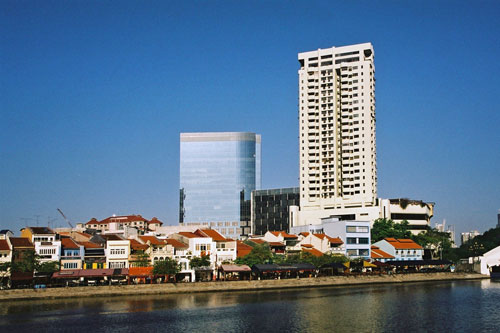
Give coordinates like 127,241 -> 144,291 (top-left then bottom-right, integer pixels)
0,273 -> 487,302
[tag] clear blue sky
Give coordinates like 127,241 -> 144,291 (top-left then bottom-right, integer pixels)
1,1 -> 499,238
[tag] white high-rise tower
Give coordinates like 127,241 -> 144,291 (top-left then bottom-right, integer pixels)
298,43 -> 377,212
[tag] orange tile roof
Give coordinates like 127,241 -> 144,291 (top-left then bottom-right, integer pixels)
303,248 -> 323,257
269,241 -> 285,246
312,234 -> 343,244
327,236 -> 343,245
61,237 -> 80,249
139,236 -> 164,245
236,241 -> 253,258
129,266 -> 153,276
178,231 -> 205,238
196,229 -> 226,241
86,215 -> 148,225
78,241 -> 103,249
248,239 -> 266,245
301,243 -> 314,248
270,231 -> 298,239
0,239 -> 10,251
148,217 -> 163,225
130,239 -> 149,251
299,232 -> 310,237
371,245 -> 395,259
384,238 -> 422,249
165,238 -> 188,249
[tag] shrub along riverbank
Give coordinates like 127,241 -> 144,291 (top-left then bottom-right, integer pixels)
0,272 -> 487,302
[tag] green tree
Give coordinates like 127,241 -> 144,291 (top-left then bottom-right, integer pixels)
371,218 -> 412,242
0,262 -> 10,286
11,250 -> 39,273
38,261 -> 60,273
189,255 -> 211,268
133,250 -> 151,267
153,258 -> 180,275
234,243 -> 273,266
412,228 -> 453,259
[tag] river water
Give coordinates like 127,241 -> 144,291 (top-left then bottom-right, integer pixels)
0,279 -> 499,332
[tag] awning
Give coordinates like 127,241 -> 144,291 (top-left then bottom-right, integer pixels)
251,263 -> 316,273
219,264 -> 252,272
129,267 -> 153,277
320,262 -> 346,269
52,268 -> 129,279
385,260 -> 453,267
363,261 -> 377,268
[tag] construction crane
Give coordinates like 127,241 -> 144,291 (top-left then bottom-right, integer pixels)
57,208 -> 74,228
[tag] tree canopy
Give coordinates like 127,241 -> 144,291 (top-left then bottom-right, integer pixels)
189,255 -> 211,268
234,243 -> 273,266
153,258 -> 180,275
133,250 -> 151,267
371,218 -> 412,242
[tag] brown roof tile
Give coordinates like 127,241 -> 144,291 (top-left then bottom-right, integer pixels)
0,239 -> 10,251
9,237 -> 34,248
165,238 -> 188,249
139,236 -> 164,245
61,237 -> 80,249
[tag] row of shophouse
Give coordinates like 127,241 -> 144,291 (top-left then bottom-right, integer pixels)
0,215 -> 425,285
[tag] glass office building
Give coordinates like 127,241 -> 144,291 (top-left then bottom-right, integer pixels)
251,187 -> 300,235
179,132 -> 261,238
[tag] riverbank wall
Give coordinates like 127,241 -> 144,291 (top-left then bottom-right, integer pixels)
0,273 -> 487,302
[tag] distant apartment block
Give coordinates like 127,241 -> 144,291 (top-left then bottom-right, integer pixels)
251,187 -> 299,235
461,230 -> 481,246
179,132 -> 261,238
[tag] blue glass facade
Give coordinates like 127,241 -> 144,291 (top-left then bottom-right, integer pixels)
179,133 -> 261,235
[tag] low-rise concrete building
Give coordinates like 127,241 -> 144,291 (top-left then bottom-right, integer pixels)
195,229 -> 237,265
60,237 -> 84,270
20,227 -> 61,263
298,232 -> 344,255
372,238 -> 423,261
139,235 -> 173,264
291,218 -> 371,259
104,235 -> 130,269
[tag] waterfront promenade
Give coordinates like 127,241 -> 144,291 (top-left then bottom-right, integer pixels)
0,272 -> 486,302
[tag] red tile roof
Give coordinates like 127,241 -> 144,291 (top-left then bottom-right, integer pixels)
312,234 -> 343,244
78,241 -> 103,249
196,229 -> 226,241
269,241 -> 285,247
130,239 -> 149,251
165,238 -> 188,249
371,245 -> 395,259
303,248 -> 323,257
299,232 -> 310,237
139,236 -> 164,245
85,215 -> 148,225
9,237 -> 34,248
148,217 -> 163,225
0,239 -> 10,251
300,244 -> 314,248
384,238 -> 422,249
178,231 -> 205,238
269,231 -> 298,239
248,239 -> 266,245
61,237 -> 80,249
236,241 -> 253,258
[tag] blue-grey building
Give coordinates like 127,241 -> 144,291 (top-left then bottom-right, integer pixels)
179,132 -> 261,238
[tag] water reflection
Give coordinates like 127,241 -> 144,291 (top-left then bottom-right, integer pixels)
0,280 -> 498,332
